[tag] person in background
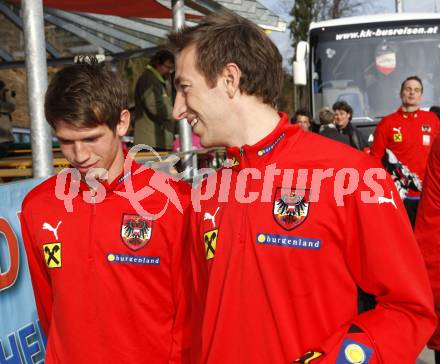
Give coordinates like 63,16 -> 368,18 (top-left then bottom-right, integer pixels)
168,11 -> 436,364
291,108 -> 312,131
371,76 -> 440,227
318,106 -> 350,145
134,49 -> 176,150
0,80 -> 16,157
415,132 -> 440,364
333,100 -> 368,151
20,59 -> 191,363
430,105 -> 440,120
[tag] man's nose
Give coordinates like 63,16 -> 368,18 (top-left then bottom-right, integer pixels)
172,92 -> 187,121
73,142 -> 90,164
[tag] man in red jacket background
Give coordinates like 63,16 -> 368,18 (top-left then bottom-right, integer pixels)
20,58 -> 192,363
371,76 -> 440,227
168,11 -> 436,364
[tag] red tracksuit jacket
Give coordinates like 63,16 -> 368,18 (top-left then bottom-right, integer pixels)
21,161 -> 192,363
190,113 -> 436,364
416,133 -> 440,350
370,107 -> 440,197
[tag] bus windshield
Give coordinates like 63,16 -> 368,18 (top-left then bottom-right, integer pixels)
310,21 -> 440,121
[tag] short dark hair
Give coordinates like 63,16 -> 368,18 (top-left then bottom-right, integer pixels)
332,100 -> 353,121
167,11 -> 283,107
150,49 -> 174,67
45,58 -> 128,131
293,108 -> 311,123
400,75 -> 423,94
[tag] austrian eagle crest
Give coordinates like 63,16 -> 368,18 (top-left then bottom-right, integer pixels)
273,188 -> 310,230
120,214 -> 152,251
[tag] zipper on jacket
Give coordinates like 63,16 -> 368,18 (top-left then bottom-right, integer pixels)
239,148 -> 248,244
88,191 -> 97,260
91,194 -> 96,214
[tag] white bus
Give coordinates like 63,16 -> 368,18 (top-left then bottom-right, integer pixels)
294,13 -> 440,141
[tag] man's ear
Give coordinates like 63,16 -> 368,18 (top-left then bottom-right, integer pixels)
222,63 -> 241,98
116,109 -> 131,137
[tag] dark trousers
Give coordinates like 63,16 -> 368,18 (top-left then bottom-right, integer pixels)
403,198 -> 419,229
435,350 -> 440,364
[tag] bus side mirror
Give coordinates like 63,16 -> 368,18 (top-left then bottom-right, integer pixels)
293,41 -> 308,86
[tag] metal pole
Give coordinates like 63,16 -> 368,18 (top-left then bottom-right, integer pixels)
22,0 -> 53,177
172,0 -> 197,180
172,0 -> 185,29
395,0 -> 403,12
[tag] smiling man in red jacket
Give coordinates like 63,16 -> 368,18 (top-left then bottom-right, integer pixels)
20,59 -> 192,363
168,11 -> 436,364
416,132 -> 440,364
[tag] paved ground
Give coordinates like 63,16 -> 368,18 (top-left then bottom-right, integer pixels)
418,348 -> 434,364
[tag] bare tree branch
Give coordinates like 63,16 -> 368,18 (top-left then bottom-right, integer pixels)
289,0 -> 371,56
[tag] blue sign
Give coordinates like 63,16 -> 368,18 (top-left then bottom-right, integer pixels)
0,178 -> 46,363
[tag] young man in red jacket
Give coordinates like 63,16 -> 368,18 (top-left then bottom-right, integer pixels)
370,76 -> 440,226
20,59 -> 192,363
415,132 -> 440,364
168,11 -> 436,364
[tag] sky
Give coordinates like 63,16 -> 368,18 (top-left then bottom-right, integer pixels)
259,0 -> 440,68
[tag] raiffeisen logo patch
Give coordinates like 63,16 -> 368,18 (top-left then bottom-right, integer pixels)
107,253 -> 160,265
256,233 -> 321,250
